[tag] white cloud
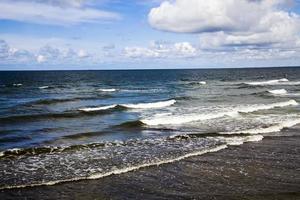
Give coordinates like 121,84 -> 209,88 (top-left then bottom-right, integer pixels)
148,0 -> 297,33
77,49 -> 90,58
124,41 -> 197,58
149,0 -> 300,51
0,40 -> 9,59
36,55 -> 46,63
0,0 -> 120,26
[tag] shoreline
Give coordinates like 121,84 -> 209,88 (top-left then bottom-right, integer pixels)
1,135 -> 299,199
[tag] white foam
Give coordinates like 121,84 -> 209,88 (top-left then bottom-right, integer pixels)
0,144 -> 227,190
239,100 -> 298,113
79,104 -> 117,112
267,89 -> 300,97
13,83 -> 22,87
223,119 -> 300,135
39,86 -> 49,89
214,135 -> 264,146
142,100 -> 298,126
98,88 -> 117,92
198,81 -> 206,85
245,78 -> 300,86
268,89 -> 287,95
122,99 -> 176,109
79,100 -> 176,112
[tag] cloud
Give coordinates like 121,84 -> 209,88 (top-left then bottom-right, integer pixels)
124,41 -> 197,58
0,0 -> 120,26
148,0 -> 296,33
36,55 -> 46,63
0,40 -> 9,59
148,0 -> 300,50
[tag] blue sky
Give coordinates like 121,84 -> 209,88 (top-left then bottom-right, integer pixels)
0,0 -> 300,70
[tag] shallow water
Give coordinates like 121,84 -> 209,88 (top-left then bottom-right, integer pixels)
0,68 -> 300,189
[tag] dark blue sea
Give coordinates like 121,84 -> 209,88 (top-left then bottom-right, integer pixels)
1,68 -> 300,191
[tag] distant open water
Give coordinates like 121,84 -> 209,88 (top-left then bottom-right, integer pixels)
1,68 -> 300,189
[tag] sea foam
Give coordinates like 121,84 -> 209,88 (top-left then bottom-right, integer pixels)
98,88 -> 117,92
122,99 -> 176,109
268,89 -> 287,95
79,104 -> 117,112
141,100 -> 298,126
79,99 -> 176,112
222,119 -> 300,135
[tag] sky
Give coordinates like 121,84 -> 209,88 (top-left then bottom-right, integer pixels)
0,0 -> 300,70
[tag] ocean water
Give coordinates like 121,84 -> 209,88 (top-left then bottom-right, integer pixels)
0,68 -> 300,189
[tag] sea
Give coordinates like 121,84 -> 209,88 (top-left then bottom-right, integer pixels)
0,67 -> 300,190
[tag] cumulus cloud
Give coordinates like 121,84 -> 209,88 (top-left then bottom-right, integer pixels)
124,41 -> 197,58
0,0 -> 120,26
0,39 -> 94,65
148,0 -> 300,49
148,0 -> 297,33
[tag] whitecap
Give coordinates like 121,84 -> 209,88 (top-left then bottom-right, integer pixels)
245,78 -> 288,85
39,86 -> 50,89
142,100 -> 298,126
245,78 -> 300,86
13,83 -> 22,87
98,88 -> 117,92
215,135 -> 264,146
198,81 -> 206,85
79,104 -> 117,112
79,99 -> 176,112
122,99 -> 176,109
222,118 -> 300,135
268,89 -> 287,95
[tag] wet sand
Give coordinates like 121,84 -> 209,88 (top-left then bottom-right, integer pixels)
1,135 -> 299,200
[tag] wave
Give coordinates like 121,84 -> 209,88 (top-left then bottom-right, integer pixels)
0,112 -> 81,123
38,86 -> 50,89
79,99 -> 176,112
214,135 -> 264,146
98,88 -> 116,92
79,104 -> 117,112
222,119 -> 300,135
0,127 -> 272,190
244,78 -> 288,86
266,89 -> 300,97
12,83 -> 22,87
0,144 -> 227,190
268,89 -> 287,95
122,99 -> 176,109
27,96 -> 109,106
141,100 -> 298,126
244,78 -> 300,86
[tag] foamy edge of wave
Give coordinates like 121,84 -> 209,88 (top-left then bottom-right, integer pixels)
0,144 -> 227,190
38,86 -> 50,89
222,119 -> 300,135
268,89 -> 287,95
214,135 -> 264,146
79,99 -> 176,112
98,88 -> 117,92
79,104 -> 117,112
122,99 -> 176,109
245,78 -> 289,85
142,100 -> 298,125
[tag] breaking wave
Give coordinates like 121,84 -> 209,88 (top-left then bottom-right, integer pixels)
268,89 -> 287,95
222,119 -> 300,135
244,78 -> 300,86
141,100 -> 298,125
98,88 -> 117,92
79,99 -> 176,112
